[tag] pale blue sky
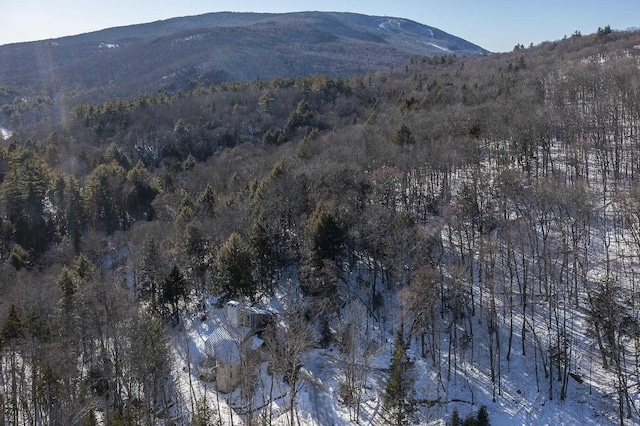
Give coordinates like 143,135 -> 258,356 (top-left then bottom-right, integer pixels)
1,0 -> 638,52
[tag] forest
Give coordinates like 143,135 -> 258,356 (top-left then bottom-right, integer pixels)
1,26 -> 640,425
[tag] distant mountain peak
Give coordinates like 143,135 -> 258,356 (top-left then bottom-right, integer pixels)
0,11 -> 488,101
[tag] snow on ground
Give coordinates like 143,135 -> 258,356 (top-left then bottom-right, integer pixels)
420,315 -> 624,426
424,138 -> 640,425
170,299 -> 244,425
378,19 -> 402,32
168,134 -> 640,425
0,126 -> 12,140
168,299 -> 624,426
424,42 -> 449,52
169,262 -> 634,425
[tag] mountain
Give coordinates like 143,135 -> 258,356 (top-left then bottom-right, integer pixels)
0,11 -> 488,100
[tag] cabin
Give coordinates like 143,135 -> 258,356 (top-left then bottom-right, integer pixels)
241,304 -> 274,334
204,324 -> 242,393
203,301 -> 273,393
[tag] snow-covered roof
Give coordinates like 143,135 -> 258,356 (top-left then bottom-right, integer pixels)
243,305 -> 272,315
205,325 -> 241,365
215,339 -> 240,365
203,300 -> 271,367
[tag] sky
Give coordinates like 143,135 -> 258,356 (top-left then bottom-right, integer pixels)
1,0 -> 639,53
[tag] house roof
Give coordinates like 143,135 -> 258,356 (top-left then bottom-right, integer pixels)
204,302 -> 271,366
205,323 -> 266,364
214,339 -> 240,365
243,304 -> 269,313
205,325 -> 241,365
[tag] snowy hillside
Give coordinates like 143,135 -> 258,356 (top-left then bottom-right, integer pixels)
160,47 -> 640,426
2,24 -> 640,426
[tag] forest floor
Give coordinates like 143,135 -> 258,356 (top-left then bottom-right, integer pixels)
166,264 -> 638,425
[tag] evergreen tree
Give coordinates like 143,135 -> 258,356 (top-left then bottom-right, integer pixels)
84,161 -> 127,233
214,232 -> 255,300
190,396 -> 219,426
1,147 -> 52,258
57,266 -> 78,320
1,304 -> 23,343
38,361 -> 62,424
162,265 -> 188,323
447,406 -> 490,426
392,122 -> 416,146
196,184 -> 216,217
249,215 -> 273,291
183,221 -> 211,305
175,193 -> 196,223
138,237 -> 164,313
282,100 -> 314,141
103,142 -> 131,170
476,405 -> 490,426
183,153 -> 196,171
305,201 -> 345,262
58,175 -> 83,252
449,409 -> 461,426
384,330 -> 415,425
126,312 -> 170,415
57,254 -> 96,335
125,160 -> 156,221
8,244 -> 29,270
72,253 -> 97,282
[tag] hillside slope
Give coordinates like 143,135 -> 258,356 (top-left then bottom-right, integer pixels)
0,11 -> 487,101
2,21 -> 640,426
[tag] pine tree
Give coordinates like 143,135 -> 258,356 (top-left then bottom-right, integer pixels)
214,232 -> 255,300
8,244 -> 29,270
72,253 -> 96,282
175,193 -> 196,223
190,396 -> 219,425
196,184 -> 216,217
449,409 -> 461,426
249,215 -> 273,291
61,175 -> 83,252
84,161 -> 128,233
56,255 -> 96,336
1,147 -> 52,257
391,122 -> 415,146
138,237 -> 164,313
384,330 -> 415,425
162,265 -> 187,323
182,221 -> 212,313
306,201 -> 345,262
1,304 -> 23,342
476,405 -> 490,426
57,267 -> 78,319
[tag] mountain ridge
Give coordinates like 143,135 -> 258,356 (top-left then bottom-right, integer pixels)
0,11 -> 488,102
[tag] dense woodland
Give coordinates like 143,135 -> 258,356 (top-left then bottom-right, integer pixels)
1,27 -> 640,425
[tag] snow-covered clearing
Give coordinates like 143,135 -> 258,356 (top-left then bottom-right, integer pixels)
423,42 -> 449,52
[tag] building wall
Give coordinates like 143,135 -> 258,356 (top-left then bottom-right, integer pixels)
216,362 -> 240,393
